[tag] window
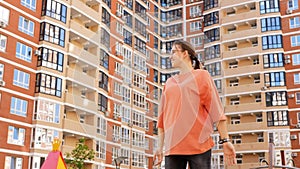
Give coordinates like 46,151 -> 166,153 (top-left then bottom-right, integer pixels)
204,0 -> 218,10
135,19 -> 146,37
292,53 -> 300,65
266,91 -> 287,107
96,141 -> 106,159
204,28 -> 220,42
34,100 -> 60,123
132,110 -> 145,128
231,116 -> 240,124
190,21 -> 202,31
40,22 -> 65,47
263,53 -> 284,68
133,92 -> 145,108
102,7 -> 111,28
262,35 -> 282,49
124,11 -> 132,28
0,5 -> 10,25
16,42 -> 32,62
97,116 -> 107,136
0,63 -> 4,80
206,62 -> 221,76
100,49 -> 109,69
290,17 -> 300,29
32,127 -> 59,149
123,29 -> 132,46
133,73 -> 145,89
291,35 -> 300,47
230,98 -> 240,105
267,111 -> 289,126
161,57 -> 172,69
18,16 -> 34,36
121,106 -> 131,123
288,0 -> 299,10
21,0 -> 36,10
268,131 -> 291,147
231,135 -> 242,144
260,0 -> 280,14
121,127 -> 130,144
7,126 -> 25,145
190,5 -> 202,17
214,80 -> 221,92
38,47 -> 64,72
296,92 -> 300,104
258,133 -> 264,142
294,73 -> 300,85
261,17 -> 281,32
161,73 -> 171,84
132,151 -> 145,167
264,72 -> 285,87
190,36 -> 203,47
204,12 -> 219,27
5,156 -> 23,169
236,154 -> 243,164
35,73 -> 62,97
134,36 -> 146,54
205,45 -> 220,60
132,131 -> 145,148
297,112 -> 300,125
98,93 -> 108,112
42,0 -> 67,23
99,71 -> 108,91
10,97 -> 27,117
13,69 -> 30,89
0,34 -> 7,52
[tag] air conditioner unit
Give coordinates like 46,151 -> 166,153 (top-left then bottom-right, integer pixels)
285,59 -> 291,64
292,153 -> 297,157
35,50 -> 41,56
116,12 -> 122,17
286,9 -> 292,14
0,80 -> 5,87
291,135 -> 297,140
285,55 -> 291,59
0,21 -> 7,28
288,93 -> 295,98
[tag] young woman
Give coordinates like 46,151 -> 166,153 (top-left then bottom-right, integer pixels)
153,40 -> 236,169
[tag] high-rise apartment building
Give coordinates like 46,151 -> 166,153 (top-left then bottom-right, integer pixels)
204,0 -> 300,168
0,0 -> 299,169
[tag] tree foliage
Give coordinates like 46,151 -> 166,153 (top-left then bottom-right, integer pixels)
65,138 -> 95,169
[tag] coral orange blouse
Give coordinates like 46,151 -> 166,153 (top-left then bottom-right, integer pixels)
157,69 -> 226,155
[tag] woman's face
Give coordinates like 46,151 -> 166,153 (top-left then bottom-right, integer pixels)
170,45 -> 185,68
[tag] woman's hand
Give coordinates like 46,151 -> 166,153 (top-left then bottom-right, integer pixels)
223,142 -> 237,166
153,149 -> 163,166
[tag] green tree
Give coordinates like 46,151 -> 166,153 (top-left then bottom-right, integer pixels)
65,138 -> 95,169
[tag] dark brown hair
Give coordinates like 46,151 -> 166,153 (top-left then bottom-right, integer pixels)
173,40 -> 201,69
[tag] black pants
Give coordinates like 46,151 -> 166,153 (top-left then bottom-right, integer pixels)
165,150 -> 211,169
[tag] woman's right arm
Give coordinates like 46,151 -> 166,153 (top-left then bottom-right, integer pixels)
154,128 -> 164,165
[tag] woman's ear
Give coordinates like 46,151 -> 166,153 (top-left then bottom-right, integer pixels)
183,50 -> 189,58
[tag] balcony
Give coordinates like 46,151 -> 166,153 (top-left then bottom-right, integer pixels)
69,20 -> 100,45
234,142 -> 268,152
222,28 -> 258,41
71,0 -> 100,23
64,93 -> 97,113
225,83 -> 262,95
221,10 -> 259,24
68,44 -> 99,66
220,0 -> 253,7
225,102 -> 264,112
228,122 -> 266,132
223,46 -> 260,59
224,64 -> 262,77
63,118 -> 96,137
66,67 -> 96,88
